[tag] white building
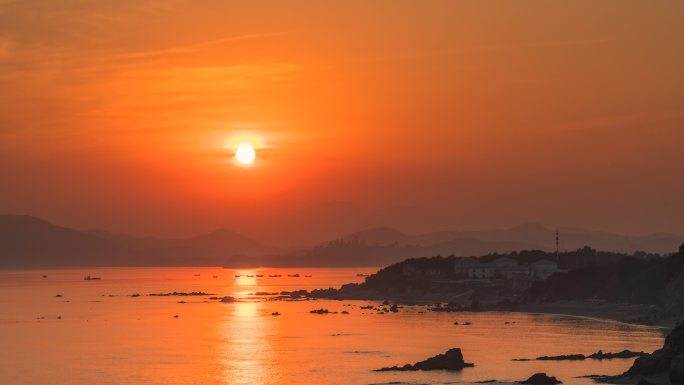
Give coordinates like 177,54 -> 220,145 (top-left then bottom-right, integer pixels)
530,259 -> 561,280
468,263 -> 497,278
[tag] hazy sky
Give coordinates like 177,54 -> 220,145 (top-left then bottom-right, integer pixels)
1,1 -> 683,242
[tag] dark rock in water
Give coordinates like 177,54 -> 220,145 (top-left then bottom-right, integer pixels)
670,354 -> 684,384
374,348 -> 474,371
624,321 -> 684,378
310,308 -> 329,314
588,350 -> 649,360
149,291 -> 215,297
537,354 -> 585,361
271,312 -> 281,316
520,373 -> 562,384
525,350 -> 648,362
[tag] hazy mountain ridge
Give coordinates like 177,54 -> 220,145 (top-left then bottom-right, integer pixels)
0,215 -> 278,268
342,222 -> 683,254
0,215 -> 125,267
1,214 -> 682,268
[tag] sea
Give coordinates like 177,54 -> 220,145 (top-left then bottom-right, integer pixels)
0,267 -> 665,385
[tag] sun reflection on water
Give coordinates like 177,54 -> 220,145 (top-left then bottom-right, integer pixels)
234,270 -> 258,287
221,300 -> 278,385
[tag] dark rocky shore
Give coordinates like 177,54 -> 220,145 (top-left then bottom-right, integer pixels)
374,348 -> 474,371
591,321 -> 684,384
296,244 -> 684,328
513,350 -> 649,362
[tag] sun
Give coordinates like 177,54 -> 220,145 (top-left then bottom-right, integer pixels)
235,143 -> 256,165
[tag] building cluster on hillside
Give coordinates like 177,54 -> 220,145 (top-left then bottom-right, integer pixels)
454,257 -> 563,280
401,256 -> 565,281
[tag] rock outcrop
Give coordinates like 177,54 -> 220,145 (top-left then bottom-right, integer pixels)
670,354 -> 684,384
520,373 -> 562,384
375,348 -> 474,371
598,321 -> 684,383
636,379 -> 656,385
519,350 -> 648,361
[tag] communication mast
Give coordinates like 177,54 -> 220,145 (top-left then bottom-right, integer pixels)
555,230 -> 560,263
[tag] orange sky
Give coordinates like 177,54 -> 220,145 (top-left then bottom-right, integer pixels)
1,1 -> 683,244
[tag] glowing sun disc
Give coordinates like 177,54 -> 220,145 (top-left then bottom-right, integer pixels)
235,143 -> 256,164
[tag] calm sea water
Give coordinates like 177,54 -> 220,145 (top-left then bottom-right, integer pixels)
0,268 -> 665,385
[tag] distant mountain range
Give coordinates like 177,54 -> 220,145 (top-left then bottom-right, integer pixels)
0,214 -> 682,268
341,223 -> 683,255
0,214 -> 278,268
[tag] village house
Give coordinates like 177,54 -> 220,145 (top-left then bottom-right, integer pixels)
467,263 -> 497,278
530,259 -> 562,279
454,256 -> 563,281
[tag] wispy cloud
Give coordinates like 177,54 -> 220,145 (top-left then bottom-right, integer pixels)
113,32 -> 284,61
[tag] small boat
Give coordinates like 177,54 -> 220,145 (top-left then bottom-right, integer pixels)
83,276 -> 101,281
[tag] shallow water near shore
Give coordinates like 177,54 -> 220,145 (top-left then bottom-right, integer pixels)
0,267 -> 665,385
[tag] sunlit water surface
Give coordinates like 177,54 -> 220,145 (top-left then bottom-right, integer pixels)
0,268 -> 665,385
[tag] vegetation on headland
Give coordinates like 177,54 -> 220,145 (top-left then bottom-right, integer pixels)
304,244 -> 684,325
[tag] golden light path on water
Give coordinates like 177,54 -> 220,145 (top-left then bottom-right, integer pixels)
223,271 -> 273,384
0,268 -> 666,385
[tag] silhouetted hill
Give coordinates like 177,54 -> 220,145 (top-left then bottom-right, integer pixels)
521,244 -> 684,321
343,227 -> 412,245
3,213 -> 681,268
1,215 -> 278,268
0,215 -> 125,268
429,237 -> 537,257
281,237 -> 539,267
260,201 -> 444,247
341,223 -> 683,254
175,228 -> 280,257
